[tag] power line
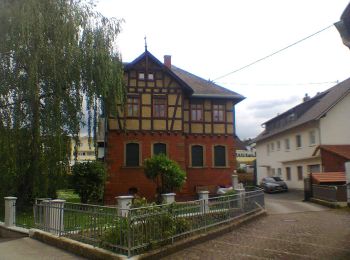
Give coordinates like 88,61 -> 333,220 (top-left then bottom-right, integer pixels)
213,24 -> 335,81
219,80 -> 338,86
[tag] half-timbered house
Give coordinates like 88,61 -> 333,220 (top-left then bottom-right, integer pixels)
102,50 -> 244,203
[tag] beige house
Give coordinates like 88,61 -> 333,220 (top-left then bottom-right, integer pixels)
70,136 -> 96,165
256,78 -> 350,189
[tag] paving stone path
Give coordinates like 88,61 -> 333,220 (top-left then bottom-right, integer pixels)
166,192 -> 350,260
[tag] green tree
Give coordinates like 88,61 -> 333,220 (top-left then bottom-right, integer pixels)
72,161 -> 106,203
0,0 -> 124,203
144,154 -> 186,201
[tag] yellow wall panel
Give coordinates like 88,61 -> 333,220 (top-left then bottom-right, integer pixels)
175,109 -> 182,118
164,76 -> 170,87
130,79 -> 136,86
127,119 -> 139,130
184,111 -> 189,121
154,120 -> 166,130
142,94 -> 151,105
205,111 -> 211,122
184,99 -> 189,109
148,81 -> 154,87
205,124 -> 211,134
142,120 -> 151,130
191,124 -> 203,134
156,80 -> 163,86
142,106 -> 151,117
173,120 -> 182,130
227,124 -> 233,134
108,119 -> 118,130
168,94 -> 177,106
226,101 -> 233,110
168,107 -> 175,117
226,112 -> 233,123
204,100 -> 211,110
138,81 -> 145,87
214,124 -> 225,134
184,124 -> 189,133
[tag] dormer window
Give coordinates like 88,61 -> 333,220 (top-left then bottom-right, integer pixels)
138,73 -> 145,80
148,73 -> 154,81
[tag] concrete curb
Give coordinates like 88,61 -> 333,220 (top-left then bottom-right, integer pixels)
29,229 -> 127,260
310,198 -> 347,208
0,222 -> 29,238
136,208 -> 267,260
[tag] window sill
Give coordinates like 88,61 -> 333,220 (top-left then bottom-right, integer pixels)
212,166 -> 230,169
121,166 -> 143,169
188,166 -> 208,169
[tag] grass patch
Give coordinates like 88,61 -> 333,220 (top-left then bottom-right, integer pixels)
57,189 -> 81,203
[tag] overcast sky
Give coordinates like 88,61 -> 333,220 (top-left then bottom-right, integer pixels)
96,0 -> 350,139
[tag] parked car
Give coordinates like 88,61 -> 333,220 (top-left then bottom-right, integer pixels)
260,177 -> 288,193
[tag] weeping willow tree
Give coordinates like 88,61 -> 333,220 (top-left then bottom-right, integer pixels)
0,0 -> 125,203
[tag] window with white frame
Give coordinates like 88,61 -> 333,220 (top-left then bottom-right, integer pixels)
296,134 -> 302,148
309,130 -> 316,145
285,138 -> 290,151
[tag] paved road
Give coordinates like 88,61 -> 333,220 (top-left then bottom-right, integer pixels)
0,237 -> 84,260
264,190 -> 328,214
166,190 -> 350,260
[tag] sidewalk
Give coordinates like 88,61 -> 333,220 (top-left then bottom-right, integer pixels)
0,237 -> 85,260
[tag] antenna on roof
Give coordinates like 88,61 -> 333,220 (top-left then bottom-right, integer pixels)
144,36 -> 148,51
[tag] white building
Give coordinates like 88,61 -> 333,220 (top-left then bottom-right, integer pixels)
256,79 -> 350,189
70,136 -> 96,165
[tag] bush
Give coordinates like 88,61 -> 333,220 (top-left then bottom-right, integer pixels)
72,161 -> 106,203
143,154 -> 186,202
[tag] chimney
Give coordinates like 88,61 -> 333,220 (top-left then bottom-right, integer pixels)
164,55 -> 171,68
303,93 -> 310,102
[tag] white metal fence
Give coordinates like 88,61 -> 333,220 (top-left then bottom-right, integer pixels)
33,189 -> 264,257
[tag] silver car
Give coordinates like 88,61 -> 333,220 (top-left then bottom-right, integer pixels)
260,177 -> 288,193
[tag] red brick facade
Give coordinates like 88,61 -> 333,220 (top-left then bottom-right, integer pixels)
104,132 -> 236,204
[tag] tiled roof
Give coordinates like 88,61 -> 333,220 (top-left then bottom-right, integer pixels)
256,78 -> 350,142
315,145 -> 350,160
170,66 -> 244,100
311,172 -> 346,184
124,51 -> 244,101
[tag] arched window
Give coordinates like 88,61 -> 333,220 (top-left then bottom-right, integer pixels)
153,143 -> 167,156
214,145 -> 226,167
191,145 -> 204,167
125,143 -> 140,166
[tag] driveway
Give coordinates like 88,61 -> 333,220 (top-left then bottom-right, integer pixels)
166,190 -> 350,259
264,190 -> 328,214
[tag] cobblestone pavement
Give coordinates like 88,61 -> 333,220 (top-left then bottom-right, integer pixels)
166,192 -> 350,260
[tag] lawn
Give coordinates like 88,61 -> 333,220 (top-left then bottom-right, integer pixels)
57,189 -> 81,203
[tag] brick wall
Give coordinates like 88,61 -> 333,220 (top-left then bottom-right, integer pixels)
104,132 -> 236,203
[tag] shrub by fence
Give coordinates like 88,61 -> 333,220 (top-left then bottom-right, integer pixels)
32,189 -> 264,257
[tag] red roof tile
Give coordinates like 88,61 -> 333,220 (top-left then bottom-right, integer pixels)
311,172 -> 346,184
318,145 -> 350,160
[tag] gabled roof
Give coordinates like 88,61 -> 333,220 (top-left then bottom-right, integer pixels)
124,50 -> 244,101
313,145 -> 350,160
171,66 -> 244,100
234,135 -> 248,150
256,78 -> 350,142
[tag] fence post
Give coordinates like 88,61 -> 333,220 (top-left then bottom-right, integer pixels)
345,162 -> 350,207
116,196 -> 133,217
49,199 -> 65,236
235,188 -> 245,210
198,191 -> 209,214
232,174 -> 239,190
162,193 -> 176,204
4,197 -> 17,227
